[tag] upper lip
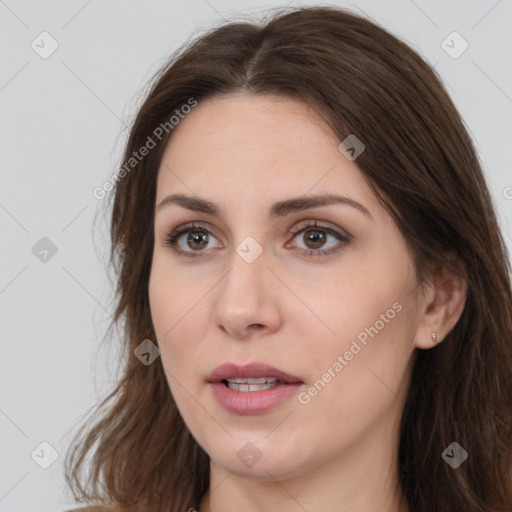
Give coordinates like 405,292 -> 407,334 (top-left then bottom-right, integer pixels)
208,362 -> 303,384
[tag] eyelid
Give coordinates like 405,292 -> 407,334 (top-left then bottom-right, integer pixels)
288,219 -> 351,239
162,221 -> 222,250
285,220 -> 351,254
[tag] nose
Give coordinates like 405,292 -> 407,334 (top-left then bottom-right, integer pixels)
211,245 -> 282,340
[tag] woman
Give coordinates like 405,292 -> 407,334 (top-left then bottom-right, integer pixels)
65,5 -> 512,512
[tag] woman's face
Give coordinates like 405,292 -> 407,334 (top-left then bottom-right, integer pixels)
149,94 -> 426,481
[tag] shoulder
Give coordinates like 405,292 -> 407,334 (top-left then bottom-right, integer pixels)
65,507 -> 120,512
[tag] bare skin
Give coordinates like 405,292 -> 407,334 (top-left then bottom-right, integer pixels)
148,94 -> 467,512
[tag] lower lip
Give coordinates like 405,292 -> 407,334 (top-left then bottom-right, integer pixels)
209,382 -> 303,414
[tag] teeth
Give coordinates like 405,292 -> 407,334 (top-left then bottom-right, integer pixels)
226,377 -> 278,384
226,382 -> 281,392
222,377 -> 292,391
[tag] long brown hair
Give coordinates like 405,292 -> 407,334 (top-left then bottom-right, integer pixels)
65,6 -> 512,511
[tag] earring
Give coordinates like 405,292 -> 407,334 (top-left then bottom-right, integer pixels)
431,331 -> 437,343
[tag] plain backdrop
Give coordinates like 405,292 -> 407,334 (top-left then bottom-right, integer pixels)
0,0 -> 511,510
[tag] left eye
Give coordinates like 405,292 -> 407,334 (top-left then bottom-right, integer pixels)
289,225 -> 345,252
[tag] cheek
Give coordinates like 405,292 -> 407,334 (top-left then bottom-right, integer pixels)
148,257 -> 224,409
311,253 -> 414,353
303,294 -> 411,406
149,267 -> 223,447
300,253 -> 417,407
149,271 -> 210,428
148,264 -> 204,372
149,249 -> 205,332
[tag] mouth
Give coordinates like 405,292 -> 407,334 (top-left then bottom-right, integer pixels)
221,377 -> 293,392
208,362 -> 304,393
208,363 -> 304,414
208,363 -> 304,401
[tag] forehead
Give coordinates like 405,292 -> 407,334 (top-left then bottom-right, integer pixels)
162,94 -> 337,160
155,94 -> 376,217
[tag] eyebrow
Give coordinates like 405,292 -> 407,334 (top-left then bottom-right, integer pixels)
156,193 -> 373,219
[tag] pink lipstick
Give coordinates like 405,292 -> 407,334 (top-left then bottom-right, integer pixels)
208,362 -> 304,415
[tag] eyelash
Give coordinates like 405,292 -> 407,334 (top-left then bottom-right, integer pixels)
162,220 -> 351,259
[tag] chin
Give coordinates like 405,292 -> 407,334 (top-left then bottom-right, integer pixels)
207,436 -> 312,481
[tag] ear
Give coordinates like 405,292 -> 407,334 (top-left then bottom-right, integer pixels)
413,253 -> 468,349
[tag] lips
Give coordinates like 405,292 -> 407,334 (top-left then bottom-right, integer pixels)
208,363 -> 304,414
208,362 -> 303,385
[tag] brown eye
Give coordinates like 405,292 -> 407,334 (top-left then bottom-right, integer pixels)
289,221 -> 351,257
302,229 -> 327,249
185,230 -> 209,250
163,222 -> 221,258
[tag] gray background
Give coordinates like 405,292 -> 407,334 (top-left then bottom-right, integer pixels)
0,0 -> 510,510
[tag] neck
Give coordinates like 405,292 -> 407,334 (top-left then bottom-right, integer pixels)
199,407 -> 408,512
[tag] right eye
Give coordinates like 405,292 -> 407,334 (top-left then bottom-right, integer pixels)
163,222 -> 222,258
